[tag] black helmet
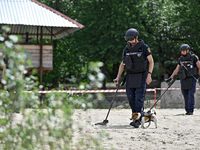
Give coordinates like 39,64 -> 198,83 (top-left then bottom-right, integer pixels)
124,28 -> 139,41
180,44 -> 190,51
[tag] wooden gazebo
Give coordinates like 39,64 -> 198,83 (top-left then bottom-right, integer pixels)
0,0 -> 84,85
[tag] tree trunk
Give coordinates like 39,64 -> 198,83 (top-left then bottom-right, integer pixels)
102,62 -> 107,89
112,62 -> 120,80
51,0 -> 60,88
52,40 -> 59,88
56,0 -> 60,11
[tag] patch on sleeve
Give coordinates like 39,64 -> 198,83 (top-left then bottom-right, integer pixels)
147,48 -> 151,53
195,55 -> 199,60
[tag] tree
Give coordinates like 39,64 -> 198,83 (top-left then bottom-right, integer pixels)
62,0 -> 147,88
39,0 -> 200,87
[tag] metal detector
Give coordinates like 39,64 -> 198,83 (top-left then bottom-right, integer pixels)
148,61 -> 200,113
95,73 -> 126,125
147,75 -> 178,113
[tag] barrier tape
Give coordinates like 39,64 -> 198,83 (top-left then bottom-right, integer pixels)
156,88 -> 200,90
24,88 -> 200,109
25,89 -> 124,93
24,88 -> 200,93
24,89 -> 157,93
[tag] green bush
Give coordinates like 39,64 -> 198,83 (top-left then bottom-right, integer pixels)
0,26 -> 107,150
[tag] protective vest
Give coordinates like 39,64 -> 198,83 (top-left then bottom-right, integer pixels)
178,52 -> 198,79
122,40 -> 147,74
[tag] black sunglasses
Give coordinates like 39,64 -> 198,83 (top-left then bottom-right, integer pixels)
124,36 -> 135,41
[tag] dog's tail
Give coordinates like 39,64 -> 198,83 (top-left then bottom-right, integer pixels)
151,108 -> 156,115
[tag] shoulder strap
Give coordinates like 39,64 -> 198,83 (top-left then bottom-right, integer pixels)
189,52 -> 196,61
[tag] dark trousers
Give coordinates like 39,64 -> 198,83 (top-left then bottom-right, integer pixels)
126,72 -> 147,113
181,78 -> 196,113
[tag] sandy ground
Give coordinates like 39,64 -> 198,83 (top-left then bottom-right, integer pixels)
72,108 -> 200,150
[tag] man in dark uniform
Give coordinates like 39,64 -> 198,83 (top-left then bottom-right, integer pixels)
167,44 -> 200,115
114,28 -> 154,128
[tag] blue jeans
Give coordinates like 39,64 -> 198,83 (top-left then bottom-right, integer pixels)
181,78 -> 196,113
126,72 -> 147,113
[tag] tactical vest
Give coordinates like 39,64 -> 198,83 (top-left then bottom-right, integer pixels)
122,40 -> 148,74
178,52 -> 198,79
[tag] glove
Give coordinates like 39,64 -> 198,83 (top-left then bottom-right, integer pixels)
165,78 -> 172,84
165,77 -> 175,86
113,78 -> 120,87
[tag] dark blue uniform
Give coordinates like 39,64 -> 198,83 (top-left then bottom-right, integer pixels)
178,55 -> 199,113
123,44 -> 152,113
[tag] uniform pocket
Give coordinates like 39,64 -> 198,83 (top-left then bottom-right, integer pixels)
123,55 -> 133,70
178,69 -> 186,79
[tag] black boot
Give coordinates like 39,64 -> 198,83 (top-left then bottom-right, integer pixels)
186,112 -> 193,115
130,120 -> 141,128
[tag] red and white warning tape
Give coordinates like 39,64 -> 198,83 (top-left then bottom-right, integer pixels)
24,88 -> 200,109
24,89 -> 156,93
25,88 -> 200,93
25,89 -> 126,94
24,88 -> 200,94
156,88 -> 200,90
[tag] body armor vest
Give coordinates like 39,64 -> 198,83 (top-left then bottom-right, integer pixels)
122,40 -> 147,74
178,52 -> 198,79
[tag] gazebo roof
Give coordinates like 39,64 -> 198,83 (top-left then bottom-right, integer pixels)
0,0 -> 84,41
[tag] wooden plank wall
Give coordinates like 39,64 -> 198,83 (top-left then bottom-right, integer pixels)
0,44 -> 53,73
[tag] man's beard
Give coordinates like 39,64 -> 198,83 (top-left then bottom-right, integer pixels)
131,39 -> 138,45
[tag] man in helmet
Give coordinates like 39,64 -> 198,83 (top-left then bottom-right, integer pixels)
114,28 -> 154,128
166,44 -> 200,115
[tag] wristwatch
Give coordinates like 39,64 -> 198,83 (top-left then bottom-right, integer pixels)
148,72 -> 152,74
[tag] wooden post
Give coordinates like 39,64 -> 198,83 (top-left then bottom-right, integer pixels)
39,26 -> 44,106
154,88 -> 157,108
51,27 -> 53,43
39,26 -> 43,85
37,26 -> 39,43
26,32 -> 29,43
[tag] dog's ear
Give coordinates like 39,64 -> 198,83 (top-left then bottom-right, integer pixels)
151,108 -> 156,114
132,113 -> 138,119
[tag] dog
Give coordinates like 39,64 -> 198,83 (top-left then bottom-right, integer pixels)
132,109 -> 157,129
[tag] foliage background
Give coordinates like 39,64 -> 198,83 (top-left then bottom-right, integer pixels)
1,0 -> 200,149
0,28 -> 107,149
38,0 -> 200,89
